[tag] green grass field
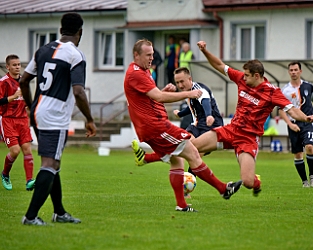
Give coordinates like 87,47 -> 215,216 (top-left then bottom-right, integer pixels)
0,143 -> 312,250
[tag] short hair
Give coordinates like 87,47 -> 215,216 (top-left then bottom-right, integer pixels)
174,67 -> 190,75
6,54 -> 19,65
61,12 -> 83,36
133,39 -> 153,56
243,59 -> 264,77
288,61 -> 301,70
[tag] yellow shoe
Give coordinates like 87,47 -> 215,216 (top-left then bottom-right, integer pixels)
253,174 -> 261,197
131,140 -> 146,166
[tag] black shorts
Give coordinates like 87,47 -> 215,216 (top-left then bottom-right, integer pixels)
37,129 -> 68,160
288,122 -> 313,154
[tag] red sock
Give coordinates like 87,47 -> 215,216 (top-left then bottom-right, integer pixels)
2,154 -> 15,176
145,152 -> 160,163
253,175 -> 261,190
192,162 -> 226,194
24,154 -> 34,182
169,169 -> 187,208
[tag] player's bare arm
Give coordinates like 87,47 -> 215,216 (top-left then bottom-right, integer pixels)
197,41 -> 226,75
287,106 -> 313,123
147,87 -> 202,103
19,72 -> 36,109
279,109 -> 300,132
73,85 -> 97,137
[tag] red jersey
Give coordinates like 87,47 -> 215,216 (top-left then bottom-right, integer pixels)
124,62 -> 168,141
0,73 -> 27,118
227,67 -> 291,136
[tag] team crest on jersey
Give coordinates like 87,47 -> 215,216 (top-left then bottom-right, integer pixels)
304,89 -> 308,96
133,65 -> 140,70
181,133 -> 189,138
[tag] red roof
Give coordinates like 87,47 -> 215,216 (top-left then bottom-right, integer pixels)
0,0 -> 127,15
202,0 -> 313,11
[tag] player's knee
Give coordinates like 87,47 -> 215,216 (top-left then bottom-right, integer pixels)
242,177 -> 254,189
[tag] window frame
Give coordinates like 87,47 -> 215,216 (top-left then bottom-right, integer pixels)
95,30 -> 124,70
306,19 -> 313,59
230,22 -> 266,60
29,29 -> 58,58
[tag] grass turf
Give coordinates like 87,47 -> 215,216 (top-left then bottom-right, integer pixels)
0,143 -> 312,250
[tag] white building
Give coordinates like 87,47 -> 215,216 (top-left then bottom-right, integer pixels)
0,0 -> 312,118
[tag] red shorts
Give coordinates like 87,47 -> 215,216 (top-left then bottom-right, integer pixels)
144,121 -> 191,161
213,124 -> 259,158
0,117 -> 32,148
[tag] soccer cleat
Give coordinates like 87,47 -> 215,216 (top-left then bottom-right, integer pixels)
1,173 -> 12,190
310,179 -> 313,188
26,179 -> 35,191
303,181 -> 310,188
223,180 -> 242,200
22,216 -> 47,226
175,205 -> 198,212
253,174 -> 262,196
131,139 -> 146,166
52,212 -> 81,223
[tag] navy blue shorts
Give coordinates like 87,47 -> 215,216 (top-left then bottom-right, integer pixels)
288,122 -> 313,154
37,129 -> 68,160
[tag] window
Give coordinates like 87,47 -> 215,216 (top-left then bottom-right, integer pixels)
230,23 -> 265,60
306,21 -> 313,59
30,31 -> 57,56
96,31 -> 124,69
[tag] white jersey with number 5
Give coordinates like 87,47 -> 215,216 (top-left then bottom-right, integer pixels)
25,40 -> 86,130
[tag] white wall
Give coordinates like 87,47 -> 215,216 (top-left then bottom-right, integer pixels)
127,0 -> 208,21
219,8 -> 313,61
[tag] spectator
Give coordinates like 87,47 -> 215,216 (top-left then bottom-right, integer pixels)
151,49 -> 163,85
179,42 -> 194,69
165,35 -> 180,83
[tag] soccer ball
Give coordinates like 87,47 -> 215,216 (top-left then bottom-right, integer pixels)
183,172 -> 196,194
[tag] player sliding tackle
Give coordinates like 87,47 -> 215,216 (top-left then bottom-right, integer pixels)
125,39 -> 242,212
133,40 -> 313,199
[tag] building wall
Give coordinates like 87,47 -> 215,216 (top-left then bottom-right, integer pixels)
127,0 -> 207,21
0,13 -> 127,107
219,8 -> 313,61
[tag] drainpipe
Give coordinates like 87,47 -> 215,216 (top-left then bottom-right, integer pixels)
213,11 -> 223,59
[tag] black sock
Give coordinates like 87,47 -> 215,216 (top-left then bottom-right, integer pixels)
50,172 -> 66,215
294,159 -> 307,182
188,167 -> 197,177
306,154 -> 313,177
25,169 -> 55,220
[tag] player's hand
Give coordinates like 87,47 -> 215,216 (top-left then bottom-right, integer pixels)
85,121 -> 97,137
197,41 -> 207,51
173,109 -> 180,117
289,123 -> 300,132
162,83 -> 177,92
306,115 -> 313,123
14,88 -> 22,99
188,89 -> 202,99
206,116 -> 214,127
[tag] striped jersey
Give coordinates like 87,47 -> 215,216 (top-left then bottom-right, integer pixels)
281,80 -> 313,122
25,40 -> 86,130
187,82 -> 223,129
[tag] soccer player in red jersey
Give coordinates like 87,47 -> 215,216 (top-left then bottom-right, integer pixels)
124,39 -> 242,212
0,55 -> 35,191
192,41 -> 313,196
